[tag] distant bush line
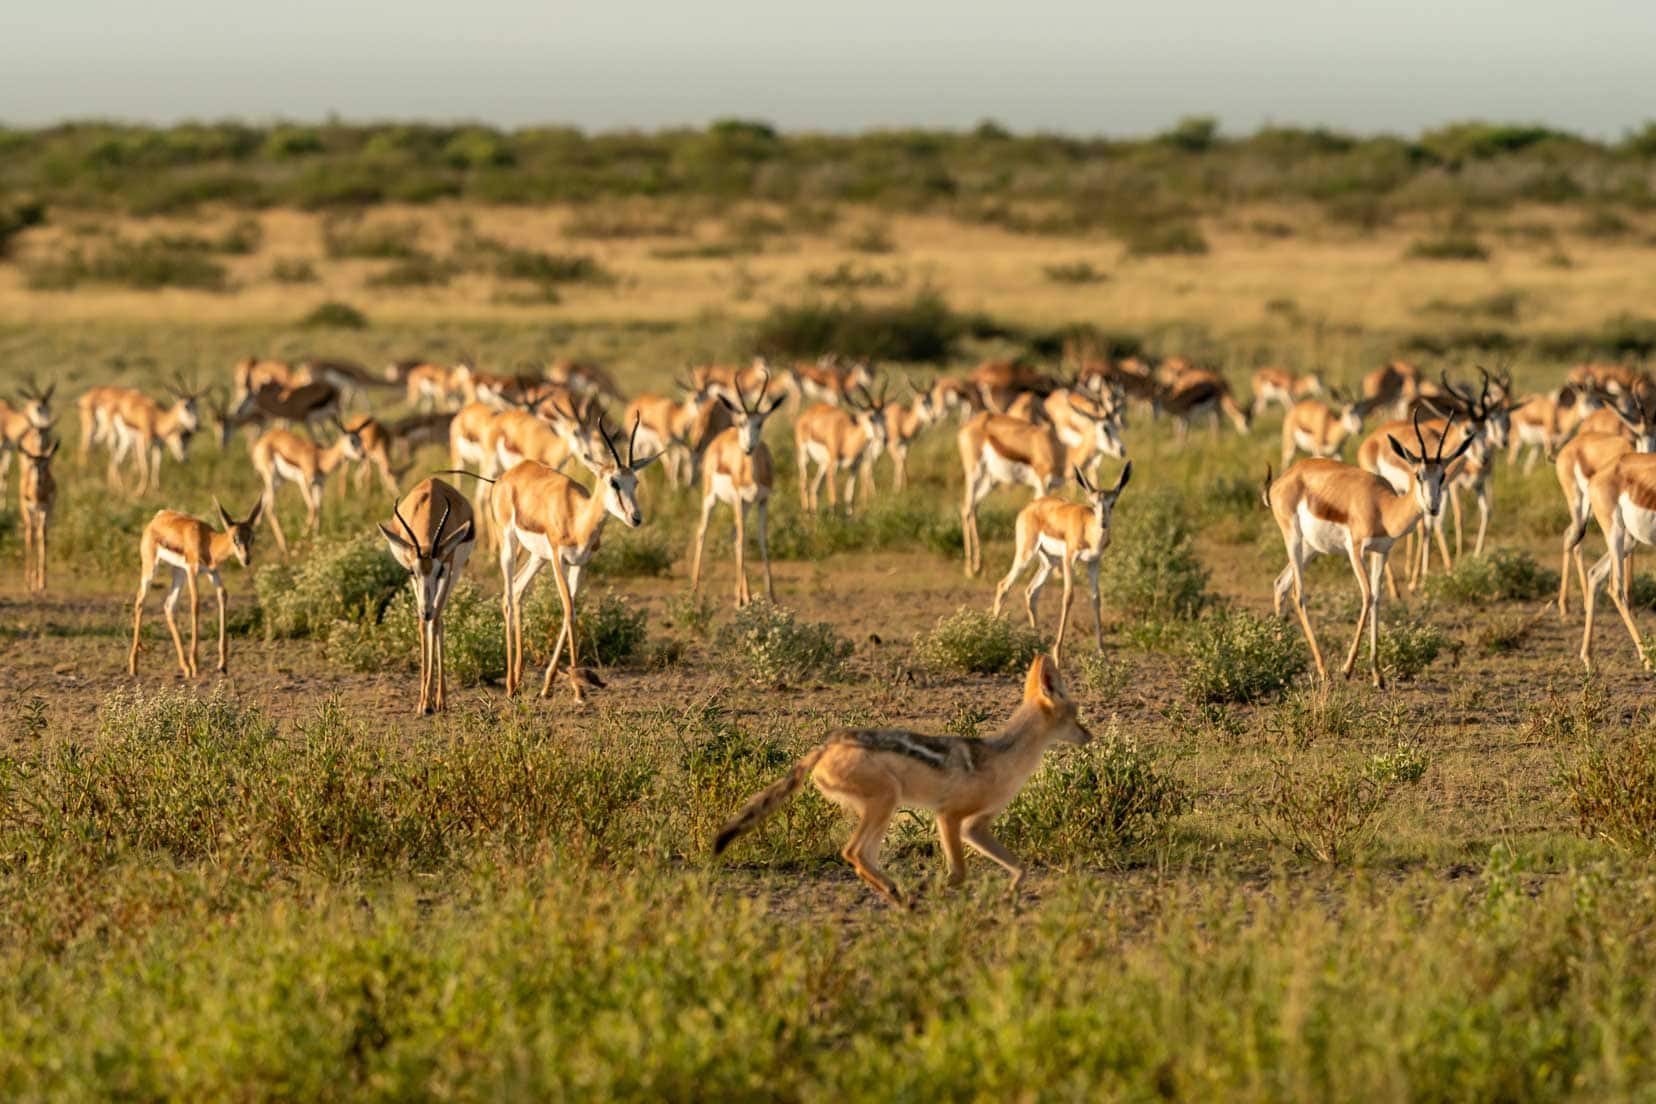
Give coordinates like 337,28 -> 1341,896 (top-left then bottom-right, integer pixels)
1,118 -> 1654,218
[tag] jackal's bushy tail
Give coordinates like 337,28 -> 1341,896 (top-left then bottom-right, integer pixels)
713,746 -> 827,855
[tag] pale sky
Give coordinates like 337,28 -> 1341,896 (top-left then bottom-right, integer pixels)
1,0 -> 1651,137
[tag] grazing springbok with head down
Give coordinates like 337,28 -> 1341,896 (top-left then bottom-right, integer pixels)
794,385 -> 889,513
714,654 -> 1092,906
379,478 -> 477,714
690,370 -> 787,607
1577,451 -> 1656,671
991,461 -> 1132,664
492,417 -> 658,701
957,412 -> 1066,576
1266,413 -> 1474,688
129,498 -> 262,678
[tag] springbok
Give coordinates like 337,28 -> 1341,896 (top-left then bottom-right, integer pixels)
0,375 -> 53,494
1556,389 -> 1656,617
17,429 -> 57,592
690,370 -> 787,607
1578,451 -> 1656,671
250,422 -> 365,555
492,418 -> 658,701
1280,389 -> 1372,468
1509,385 -> 1592,472
991,462 -> 1132,664
1362,360 -> 1422,420
793,356 -> 874,406
880,377 -> 943,491
1250,367 -> 1324,417
957,412 -> 1065,576
794,386 -> 889,513
1265,414 -> 1473,688
379,478 -> 477,714
338,416 -> 404,497
80,378 -> 203,493
1162,369 -> 1250,438
128,498 -> 262,678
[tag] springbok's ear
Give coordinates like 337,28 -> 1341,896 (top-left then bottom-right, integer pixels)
1111,460 -> 1133,497
1446,429 -> 1478,464
379,522 -> 415,559
435,519 -> 475,558
716,394 -> 739,414
215,497 -> 233,528
630,450 -> 661,472
1023,653 -> 1061,707
1387,435 -> 1417,464
245,498 -> 263,527
42,383 -> 55,403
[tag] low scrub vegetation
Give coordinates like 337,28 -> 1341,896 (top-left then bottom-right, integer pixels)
1429,548 -> 1558,602
753,291 -> 966,363
1099,498 -> 1210,622
715,600 -> 852,685
914,607 -> 1044,676
1183,607 -> 1308,704
24,237 -> 230,291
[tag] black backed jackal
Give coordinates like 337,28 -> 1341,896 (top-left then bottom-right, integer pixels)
714,655 -> 1092,906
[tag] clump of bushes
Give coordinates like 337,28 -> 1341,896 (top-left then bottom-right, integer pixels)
1002,722 -> 1189,862
806,261 -> 904,291
365,253 -> 456,288
1428,548 -> 1559,603
331,577 -> 505,686
753,290 -> 964,363
716,601 -> 852,685
1118,221 -> 1209,257
269,257 -> 318,283
1557,729 -> 1656,852
914,607 -> 1044,676
320,215 -> 423,259
300,300 -> 368,328
1099,498 -> 1210,622
1042,260 -> 1108,284
1183,607 -> 1307,704
592,529 -> 675,577
25,237 -> 229,291
1377,616 -> 1451,681
0,199 -> 45,257
523,588 -> 649,668
255,535 -> 407,639
1254,752 -> 1409,865
1405,233 -> 1490,261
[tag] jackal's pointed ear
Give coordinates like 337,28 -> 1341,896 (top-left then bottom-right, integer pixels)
1023,653 -> 1062,707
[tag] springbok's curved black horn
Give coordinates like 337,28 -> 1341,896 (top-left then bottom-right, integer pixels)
432,497 -> 452,551
628,414 -> 642,466
393,499 -> 423,558
1412,408 -> 1427,459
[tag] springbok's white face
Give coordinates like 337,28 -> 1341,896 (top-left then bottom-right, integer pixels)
172,396 -> 200,434
218,499 -> 262,567
1082,460 -> 1132,553
24,397 -> 50,429
600,464 -> 646,528
1339,406 -> 1363,436
856,407 -> 888,454
1090,413 -> 1126,460
1389,429 -> 1475,520
722,400 -> 777,456
340,428 -> 366,462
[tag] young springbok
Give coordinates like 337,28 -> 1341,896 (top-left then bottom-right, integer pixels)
957,412 -> 1065,576
128,498 -> 262,678
492,418 -> 658,701
794,386 -> 889,513
1279,389 -> 1371,468
714,654 -> 1092,906
17,429 -> 58,592
379,478 -> 477,714
250,422 -> 365,555
1265,414 -> 1473,688
689,371 -> 787,607
991,462 -> 1132,664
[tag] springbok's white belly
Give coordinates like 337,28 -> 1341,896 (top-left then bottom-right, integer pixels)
712,471 -> 765,506
273,455 -> 308,485
155,546 -> 191,571
1617,494 -> 1656,545
1295,502 -> 1351,557
982,446 -> 1034,487
805,441 -> 832,468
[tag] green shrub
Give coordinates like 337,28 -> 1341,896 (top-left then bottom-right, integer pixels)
715,601 -> 852,685
1254,752 -> 1403,864
255,535 -> 407,639
805,261 -> 903,290
269,257 -> 317,283
365,252 -> 455,287
1557,729 -> 1656,852
1118,221 -> 1209,257
1183,607 -> 1308,704
753,291 -> 964,363
591,529 -> 675,577
1377,616 -> 1450,681
216,216 -> 264,254
0,199 -> 45,257
1405,234 -> 1490,261
678,705 -> 838,861
914,607 -> 1044,676
665,592 -> 718,640
488,247 -> 611,285
300,300 -> 369,328
1001,723 -> 1188,862
1368,739 -> 1431,786
1099,498 -> 1210,622
333,577 -> 506,686
24,238 -> 229,291
523,588 -> 649,668
842,223 -> 896,253
1042,260 -> 1108,284
1428,548 -> 1559,603
1577,209 -> 1632,240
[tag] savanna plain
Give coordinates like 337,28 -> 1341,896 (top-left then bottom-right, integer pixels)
4,121 -> 1656,1100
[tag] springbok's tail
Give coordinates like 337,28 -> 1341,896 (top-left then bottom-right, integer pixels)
713,745 -> 828,855
1261,464 -> 1274,510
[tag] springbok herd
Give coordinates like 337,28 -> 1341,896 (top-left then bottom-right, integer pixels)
8,349 -> 1656,710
